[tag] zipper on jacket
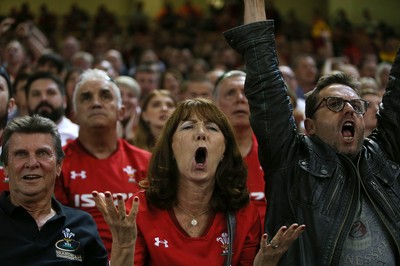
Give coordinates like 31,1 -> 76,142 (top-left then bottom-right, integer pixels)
369,180 -> 397,218
325,174 -> 344,214
328,155 -> 359,265
362,179 -> 400,253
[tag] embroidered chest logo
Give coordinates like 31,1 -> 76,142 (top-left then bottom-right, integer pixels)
216,232 -> 230,255
154,237 -> 169,248
55,228 -> 82,262
123,166 -> 137,183
70,171 -> 87,179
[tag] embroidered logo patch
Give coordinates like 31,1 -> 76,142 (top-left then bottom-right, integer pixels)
123,165 -> 137,183
216,232 -> 230,256
55,228 -> 82,262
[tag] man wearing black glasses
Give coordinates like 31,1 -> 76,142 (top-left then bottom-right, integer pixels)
224,0 -> 400,265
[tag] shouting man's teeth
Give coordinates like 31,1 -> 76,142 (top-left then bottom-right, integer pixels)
342,122 -> 355,140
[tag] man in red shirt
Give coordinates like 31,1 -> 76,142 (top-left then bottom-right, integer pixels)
212,70 -> 266,224
54,69 -> 151,254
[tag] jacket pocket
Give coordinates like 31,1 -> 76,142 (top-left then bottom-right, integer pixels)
291,159 -> 337,209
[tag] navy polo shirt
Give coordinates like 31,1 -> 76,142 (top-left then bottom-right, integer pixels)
0,191 -> 108,265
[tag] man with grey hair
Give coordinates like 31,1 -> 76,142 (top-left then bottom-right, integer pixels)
0,115 -> 108,264
54,69 -> 151,254
212,70 -> 266,224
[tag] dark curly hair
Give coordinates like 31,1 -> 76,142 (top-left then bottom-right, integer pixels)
143,98 -> 249,213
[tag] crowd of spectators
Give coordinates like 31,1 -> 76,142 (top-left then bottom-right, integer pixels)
1,1 -> 397,76
0,0 -> 399,135
1,1 -> 399,262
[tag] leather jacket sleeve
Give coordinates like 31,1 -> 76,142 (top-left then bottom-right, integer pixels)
223,21 -> 298,171
375,48 -> 400,163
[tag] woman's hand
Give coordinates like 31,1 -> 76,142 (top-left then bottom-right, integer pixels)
253,223 -> 306,266
93,191 -> 139,265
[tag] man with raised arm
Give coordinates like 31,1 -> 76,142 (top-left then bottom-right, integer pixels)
223,0 -> 400,265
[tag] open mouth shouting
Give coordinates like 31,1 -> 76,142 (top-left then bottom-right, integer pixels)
342,121 -> 355,142
194,147 -> 207,169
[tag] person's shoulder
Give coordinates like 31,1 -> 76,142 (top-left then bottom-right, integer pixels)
56,200 -> 94,220
237,201 -> 262,222
237,201 -> 259,216
119,138 -> 152,157
58,116 -> 78,127
234,202 -> 262,232
62,138 -> 80,153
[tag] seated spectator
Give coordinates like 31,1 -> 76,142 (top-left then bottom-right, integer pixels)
71,51 -> 94,72
8,71 -> 29,120
0,115 -> 107,264
25,71 -> 79,146
159,68 -> 183,99
179,77 -> 213,101
36,52 -> 65,78
54,69 -> 151,255
63,68 -> 82,123
134,64 -> 161,103
93,98 -> 305,265
359,77 -> 381,137
115,75 -> 141,140
213,70 -> 267,223
133,89 -> 177,151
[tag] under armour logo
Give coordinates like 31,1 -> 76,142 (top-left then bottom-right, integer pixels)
154,237 -> 169,248
123,166 -> 137,183
70,171 -> 87,179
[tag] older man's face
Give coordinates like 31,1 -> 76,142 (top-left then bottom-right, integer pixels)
5,133 -> 61,204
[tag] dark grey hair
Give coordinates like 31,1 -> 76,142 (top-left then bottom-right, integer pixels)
0,115 -> 65,165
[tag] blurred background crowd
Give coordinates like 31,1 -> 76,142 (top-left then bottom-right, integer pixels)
1,0 -> 399,138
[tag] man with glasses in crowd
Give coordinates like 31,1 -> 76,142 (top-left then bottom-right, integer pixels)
223,0 -> 400,264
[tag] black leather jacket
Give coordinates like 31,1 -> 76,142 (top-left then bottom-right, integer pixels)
224,21 -> 400,265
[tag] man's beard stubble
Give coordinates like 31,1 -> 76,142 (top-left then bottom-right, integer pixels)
30,101 -> 64,123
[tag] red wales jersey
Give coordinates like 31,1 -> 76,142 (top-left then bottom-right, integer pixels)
54,138 -> 151,254
0,163 -> 8,192
127,191 -> 261,266
244,134 -> 266,224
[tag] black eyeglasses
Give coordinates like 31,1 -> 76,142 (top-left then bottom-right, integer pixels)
311,96 -> 369,117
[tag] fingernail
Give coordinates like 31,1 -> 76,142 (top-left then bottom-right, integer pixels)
134,197 -> 139,202
281,226 -> 287,232
105,193 -> 111,198
263,234 -> 267,240
92,192 -> 97,197
301,225 -> 306,230
117,194 -> 123,200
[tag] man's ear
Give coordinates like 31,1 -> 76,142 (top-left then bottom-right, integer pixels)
304,117 -> 316,136
56,162 -> 63,176
8,98 -> 15,112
